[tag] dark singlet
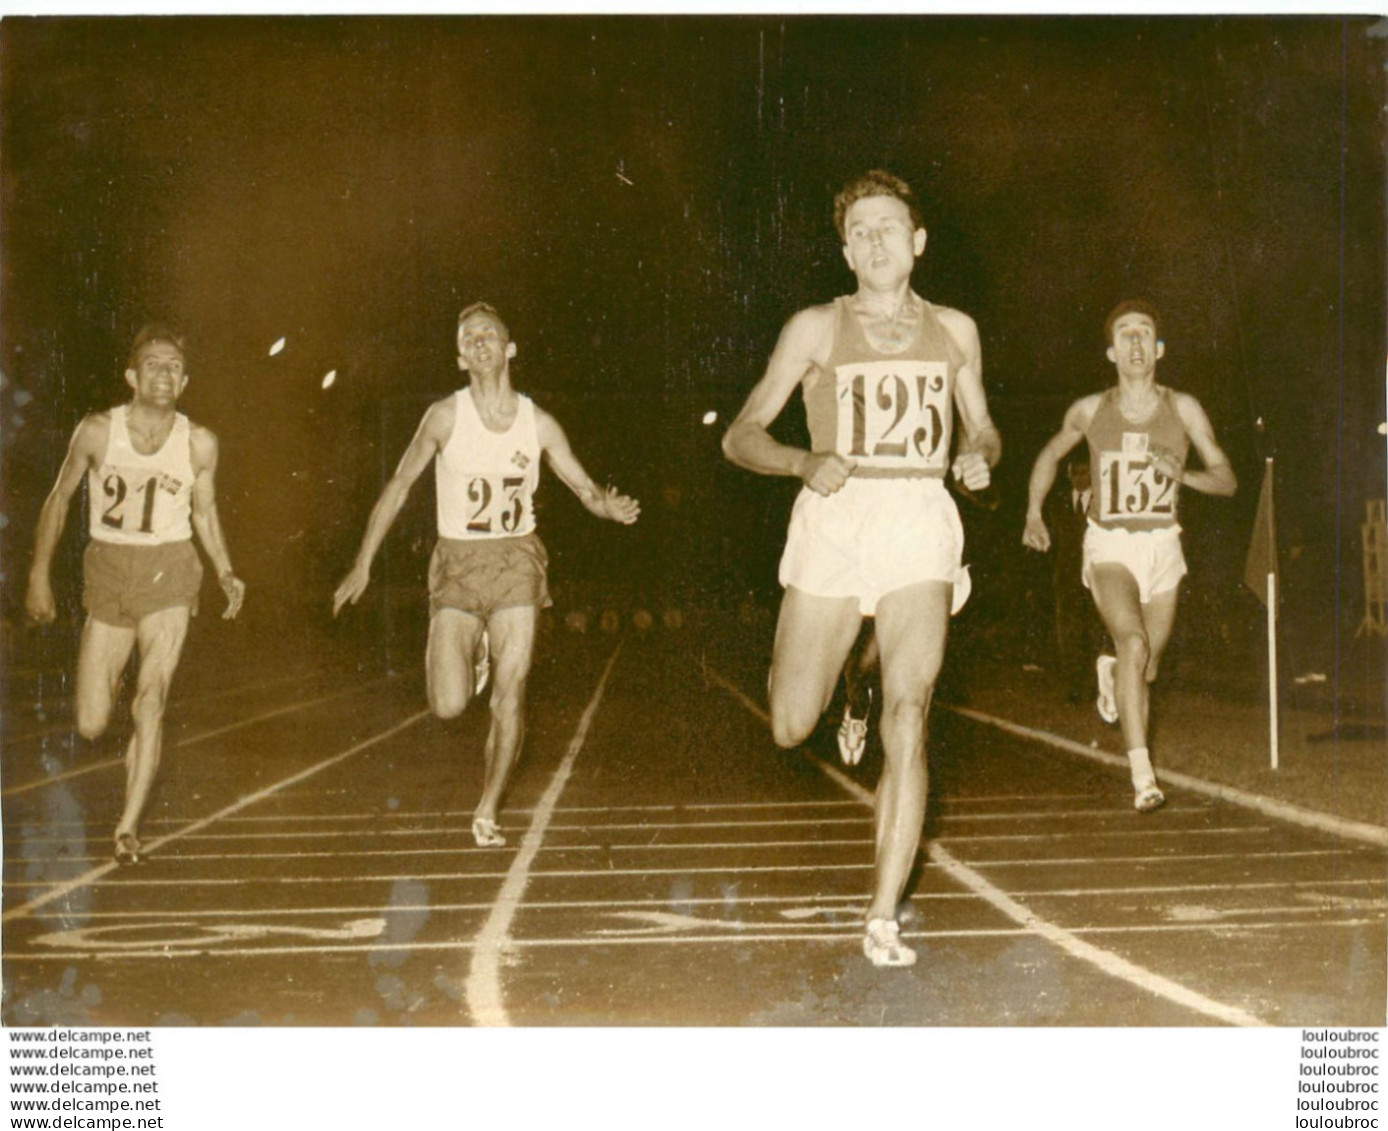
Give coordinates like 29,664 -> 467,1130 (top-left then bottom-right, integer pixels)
1085,386 -> 1188,531
802,296 -> 964,479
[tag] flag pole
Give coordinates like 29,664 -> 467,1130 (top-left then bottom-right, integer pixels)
1260,454 -> 1279,770
1267,563 -> 1278,770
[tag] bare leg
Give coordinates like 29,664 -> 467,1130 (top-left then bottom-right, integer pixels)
1088,565 -> 1152,755
866,581 -> 951,926
1089,566 -> 1171,809
74,618 -> 137,740
113,606 -> 190,848
767,587 -> 862,749
1139,587 -> 1180,685
844,629 -> 879,713
472,604 -> 538,827
425,608 -> 487,720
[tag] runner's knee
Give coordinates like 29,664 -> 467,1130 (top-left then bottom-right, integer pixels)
130,682 -> 170,727
770,701 -> 816,749
430,687 -> 469,720
75,704 -> 110,742
1114,630 -> 1150,672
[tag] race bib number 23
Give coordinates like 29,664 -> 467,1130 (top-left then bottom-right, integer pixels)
465,474 -> 529,535
834,360 -> 950,471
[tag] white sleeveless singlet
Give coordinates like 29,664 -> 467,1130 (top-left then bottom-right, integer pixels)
88,405 -> 195,545
435,389 -> 542,540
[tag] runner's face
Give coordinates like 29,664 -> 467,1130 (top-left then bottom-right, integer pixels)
124,342 -> 187,406
457,314 -> 514,374
1106,313 -> 1163,378
841,195 -> 925,287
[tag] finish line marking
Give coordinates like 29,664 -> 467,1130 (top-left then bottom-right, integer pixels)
707,664 -> 1271,1028
9,915 -> 1379,964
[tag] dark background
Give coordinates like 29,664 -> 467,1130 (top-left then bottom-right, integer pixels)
2,15 -> 1384,683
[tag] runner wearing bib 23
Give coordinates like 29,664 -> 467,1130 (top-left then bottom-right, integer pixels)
334,302 -> 639,849
1023,300 -> 1236,813
724,170 -> 1001,968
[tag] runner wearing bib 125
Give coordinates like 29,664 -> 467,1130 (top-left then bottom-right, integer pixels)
723,169 -> 1001,969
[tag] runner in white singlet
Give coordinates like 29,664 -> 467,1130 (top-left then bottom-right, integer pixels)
333,303 -> 639,848
26,325 -> 245,864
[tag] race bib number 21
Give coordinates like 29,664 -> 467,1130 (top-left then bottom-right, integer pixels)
834,360 -> 950,472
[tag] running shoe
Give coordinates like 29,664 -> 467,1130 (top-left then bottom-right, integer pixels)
836,687 -> 872,767
1134,784 -> 1166,813
474,629 -> 490,697
1095,654 -> 1118,724
863,918 -> 916,968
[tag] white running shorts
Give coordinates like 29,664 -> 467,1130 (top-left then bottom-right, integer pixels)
1082,521 -> 1187,603
778,476 -> 970,617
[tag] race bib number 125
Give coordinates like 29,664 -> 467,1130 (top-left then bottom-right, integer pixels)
834,360 -> 950,471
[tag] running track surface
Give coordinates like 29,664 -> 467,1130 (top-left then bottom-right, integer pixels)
3,628 -> 1384,1027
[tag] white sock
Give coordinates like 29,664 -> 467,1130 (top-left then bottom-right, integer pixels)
1128,747 -> 1156,791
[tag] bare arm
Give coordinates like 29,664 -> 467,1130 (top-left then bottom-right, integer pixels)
721,305 -> 854,496
26,414 -> 106,624
189,425 -> 245,619
536,408 -> 639,524
333,399 -> 453,615
1022,396 -> 1097,553
940,308 -> 1001,490
1159,393 -> 1237,497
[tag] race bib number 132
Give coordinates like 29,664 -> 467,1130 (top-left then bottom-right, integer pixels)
834,360 -> 950,471
1097,438 -> 1177,521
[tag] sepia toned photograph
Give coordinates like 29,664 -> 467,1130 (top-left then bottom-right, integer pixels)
1,10 -> 1384,1050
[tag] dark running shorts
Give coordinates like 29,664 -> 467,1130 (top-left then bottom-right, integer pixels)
83,540 -> 202,628
428,533 -> 551,619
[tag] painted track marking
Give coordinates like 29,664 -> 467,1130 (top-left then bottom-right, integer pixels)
0,709 -> 430,923
2,670 -> 323,746
1,678 -> 393,797
463,642 -> 622,1027
943,703 -> 1388,848
11,916 -> 1381,964
707,664 -> 1272,1027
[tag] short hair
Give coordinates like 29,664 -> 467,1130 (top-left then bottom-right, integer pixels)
456,301 -> 509,339
126,324 -> 186,371
1103,299 -> 1161,345
833,170 -> 925,241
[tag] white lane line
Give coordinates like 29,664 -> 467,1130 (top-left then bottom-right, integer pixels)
7,793 -> 1104,825
709,665 -> 1272,1028
0,709 -> 430,923
5,805 -> 1151,836
943,703 -> 1388,849
2,671 -> 325,745
28,876 -> 1384,921
1,679 -> 394,798
463,643 -> 622,1028
0,811 -> 1268,852
4,847 -> 1362,890
11,824 -> 1284,867
9,915 -> 1382,964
